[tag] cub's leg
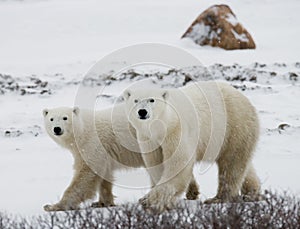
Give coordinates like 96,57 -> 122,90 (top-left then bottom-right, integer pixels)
185,174 -> 200,200
44,163 -> 99,211
92,178 -> 115,208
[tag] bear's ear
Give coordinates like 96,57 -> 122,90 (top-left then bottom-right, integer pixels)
43,109 -> 49,117
73,107 -> 80,115
123,89 -> 132,100
162,91 -> 169,100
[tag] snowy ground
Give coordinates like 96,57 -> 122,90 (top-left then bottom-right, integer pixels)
0,0 -> 299,216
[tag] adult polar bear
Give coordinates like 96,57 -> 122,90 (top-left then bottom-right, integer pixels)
123,81 -> 261,211
42,105 -> 200,211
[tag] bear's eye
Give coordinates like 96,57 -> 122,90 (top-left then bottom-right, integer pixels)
50,118 -> 54,122
149,98 -> 155,103
63,117 -> 68,121
134,99 -> 139,103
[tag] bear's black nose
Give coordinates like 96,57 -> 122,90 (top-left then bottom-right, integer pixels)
138,109 -> 148,119
53,127 -> 62,135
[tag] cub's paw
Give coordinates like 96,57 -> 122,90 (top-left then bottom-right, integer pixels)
43,203 -> 76,212
91,201 -> 115,208
44,204 -> 64,212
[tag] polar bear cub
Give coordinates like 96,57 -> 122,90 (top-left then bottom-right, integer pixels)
123,81 -> 261,211
43,105 -> 200,211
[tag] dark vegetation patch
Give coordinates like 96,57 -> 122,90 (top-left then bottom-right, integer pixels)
0,191 -> 299,229
1,63 -> 298,95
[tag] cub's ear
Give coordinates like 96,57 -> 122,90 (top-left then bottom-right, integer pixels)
162,91 -> 169,100
123,89 -> 132,100
73,107 -> 80,115
43,109 -> 49,117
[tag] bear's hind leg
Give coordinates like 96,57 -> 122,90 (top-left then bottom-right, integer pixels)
204,157 -> 248,204
241,163 -> 261,201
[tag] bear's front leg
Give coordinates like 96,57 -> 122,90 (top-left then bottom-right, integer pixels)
139,185 -> 177,212
142,149 -> 164,187
91,178 -> 116,208
44,163 -> 99,211
140,144 -> 195,212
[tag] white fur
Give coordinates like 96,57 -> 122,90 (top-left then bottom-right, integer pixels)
43,104 -> 200,211
124,81 -> 261,211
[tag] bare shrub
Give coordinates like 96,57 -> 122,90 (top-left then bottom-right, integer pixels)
0,191 -> 299,228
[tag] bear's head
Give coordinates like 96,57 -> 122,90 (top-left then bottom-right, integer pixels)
43,107 -> 80,145
123,88 -> 169,124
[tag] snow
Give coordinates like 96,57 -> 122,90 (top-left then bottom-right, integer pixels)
186,23 -> 212,44
0,0 -> 299,217
225,13 -> 239,27
231,29 -> 249,42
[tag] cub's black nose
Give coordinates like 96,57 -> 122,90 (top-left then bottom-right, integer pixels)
138,109 -> 148,118
53,127 -> 62,135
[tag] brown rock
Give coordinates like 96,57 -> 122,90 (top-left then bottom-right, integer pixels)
182,4 -> 256,50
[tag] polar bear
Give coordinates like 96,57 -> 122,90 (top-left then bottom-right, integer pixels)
43,105 -> 200,211
123,81 -> 261,211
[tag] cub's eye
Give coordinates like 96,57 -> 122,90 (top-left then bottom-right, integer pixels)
63,117 -> 68,121
149,98 -> 155,103
134,99 -> 139,103
50,118 -> 54,122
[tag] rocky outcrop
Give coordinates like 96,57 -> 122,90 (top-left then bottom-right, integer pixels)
182,4 -> 256,50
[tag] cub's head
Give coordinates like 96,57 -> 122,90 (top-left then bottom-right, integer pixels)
123,89 -> 169,123
43,107 -> 79,143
